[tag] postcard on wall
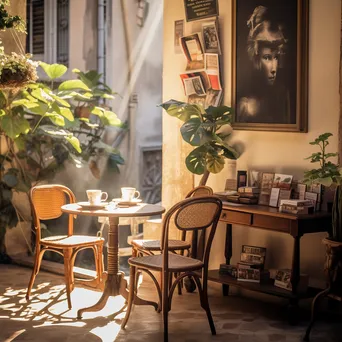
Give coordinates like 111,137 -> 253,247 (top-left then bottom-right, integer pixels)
258,172 -> 275,205
174,19 -> 184,54
272,174 -> 293,190
249,170 -> 261,188
180,33 -> 204,62
269,188 -> 280,207
202,20 -> 221,54
182,76 -> 206,96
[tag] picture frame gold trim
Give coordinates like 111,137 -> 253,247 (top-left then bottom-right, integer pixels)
231,0 -> 309,132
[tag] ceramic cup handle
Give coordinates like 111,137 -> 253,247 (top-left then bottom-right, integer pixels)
101,192 -> 108,201
134,190 -> 140,199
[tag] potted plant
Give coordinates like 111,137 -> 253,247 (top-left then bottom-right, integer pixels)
160,99 -> 239,185
303,132 -> 342,296
0,62 -> 125,259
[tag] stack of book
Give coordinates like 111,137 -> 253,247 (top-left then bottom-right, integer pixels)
279,199 -> 314,215
237,187 -> 260,204
237,245 -> 269,283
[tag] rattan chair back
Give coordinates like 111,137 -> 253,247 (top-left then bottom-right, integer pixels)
30,184 -> 76,239
161,196 -> 222,266
185,185 -> 213,198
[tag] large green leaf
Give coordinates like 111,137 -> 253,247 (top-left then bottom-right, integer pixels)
58,80 -> 90,92
38,125 -> 70,137
46,113 -> 65,126
185,145 -> 209,175
40,62 -> 68,80
65,136 -> 81,153
72,69 -> 102,88
101,111 -> 122,126
205,105 -> 232,121
59,107 -> 74,121
160,99 -> 202,122
50,93 -> 71,107
0,115 -> 30,139
180,117 -> 213,146
31,88 -> 53,104
11,98 -> 39,109
206,154 -> 225,174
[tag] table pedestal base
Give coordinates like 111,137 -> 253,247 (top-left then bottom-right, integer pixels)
77,216 -> 158,319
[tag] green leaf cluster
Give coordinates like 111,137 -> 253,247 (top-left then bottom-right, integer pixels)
303,132 -> 341,187
160,100 -> 239,175
0,63 -> 125,218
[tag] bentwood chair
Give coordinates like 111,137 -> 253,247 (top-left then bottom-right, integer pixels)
130,186 -> 213,294
131,186 -> 213,258
122,196 -> 222,342
26,184 -> 104,309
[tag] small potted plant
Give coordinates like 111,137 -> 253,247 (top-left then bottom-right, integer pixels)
160,99 -> 240,186
303,132 -> 342,296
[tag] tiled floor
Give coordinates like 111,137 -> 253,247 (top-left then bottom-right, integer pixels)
0,264 -> 339,342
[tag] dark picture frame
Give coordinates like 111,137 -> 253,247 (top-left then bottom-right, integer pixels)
231,0 -> 309,132
183,0 -> 219,22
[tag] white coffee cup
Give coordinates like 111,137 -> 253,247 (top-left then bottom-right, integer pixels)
121,187 -> 140,202
86,190 -> 108,205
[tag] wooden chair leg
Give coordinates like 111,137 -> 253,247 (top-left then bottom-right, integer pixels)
200,280 -> 216,335
97,243 -> 104,281
26,245 -> 43,300
63,248 -> 73,309
162,272 -> 169,342
121,265 -> 136,329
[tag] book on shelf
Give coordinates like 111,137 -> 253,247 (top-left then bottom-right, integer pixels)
279,204 -> 314,215
279,199 -> 313,207
242,245 -> 266,257
238,186 -> 261,194
240,253 -> 265,265
237,267 -> 270,283
238,261 -> 263,270
274,269 -> 309,293
219,264 -> 237,278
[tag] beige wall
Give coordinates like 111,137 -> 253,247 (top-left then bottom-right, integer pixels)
162,0 -> 341,284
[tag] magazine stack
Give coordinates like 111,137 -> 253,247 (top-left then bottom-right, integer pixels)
237,245 -> 269,283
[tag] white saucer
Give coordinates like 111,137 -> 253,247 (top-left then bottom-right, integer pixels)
112,198 -> 142,206
77,202 -> 109,210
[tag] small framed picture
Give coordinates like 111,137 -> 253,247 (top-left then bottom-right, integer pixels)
272,174 -> 293,190
237,170 -> 247,188
201,19 -> 221,54
258,172 -> 275,205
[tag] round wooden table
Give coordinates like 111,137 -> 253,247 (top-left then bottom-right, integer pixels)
61,202 -> 165,318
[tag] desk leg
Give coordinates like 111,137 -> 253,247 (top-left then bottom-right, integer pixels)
288,234 -> 302,324
223,224 -> 233,296
77,217 -> 157,318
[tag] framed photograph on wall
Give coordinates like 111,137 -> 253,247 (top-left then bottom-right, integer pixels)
231,0 -> 309,132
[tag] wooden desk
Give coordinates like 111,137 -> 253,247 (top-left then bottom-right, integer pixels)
209,202 -> 332,322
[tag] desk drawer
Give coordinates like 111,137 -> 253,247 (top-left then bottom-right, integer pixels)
220,210 -> 252,225
253,214 -> 290,233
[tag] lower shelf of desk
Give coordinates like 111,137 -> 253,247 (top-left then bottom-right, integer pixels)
208,270 -> 320,300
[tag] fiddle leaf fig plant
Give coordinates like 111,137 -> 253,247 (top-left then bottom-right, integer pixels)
160,100 -> 239,183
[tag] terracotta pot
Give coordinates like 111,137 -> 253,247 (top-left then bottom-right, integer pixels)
322,237 -> 342,296
75,106 -> 91,119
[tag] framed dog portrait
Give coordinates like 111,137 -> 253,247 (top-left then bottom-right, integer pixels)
231,0 -> 309,132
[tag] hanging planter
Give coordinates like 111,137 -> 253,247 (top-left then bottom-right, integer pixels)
0,53 -> 38,89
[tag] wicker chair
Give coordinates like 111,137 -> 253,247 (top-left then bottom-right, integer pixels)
26,184 -> 104,309
122,195 -> 222,342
